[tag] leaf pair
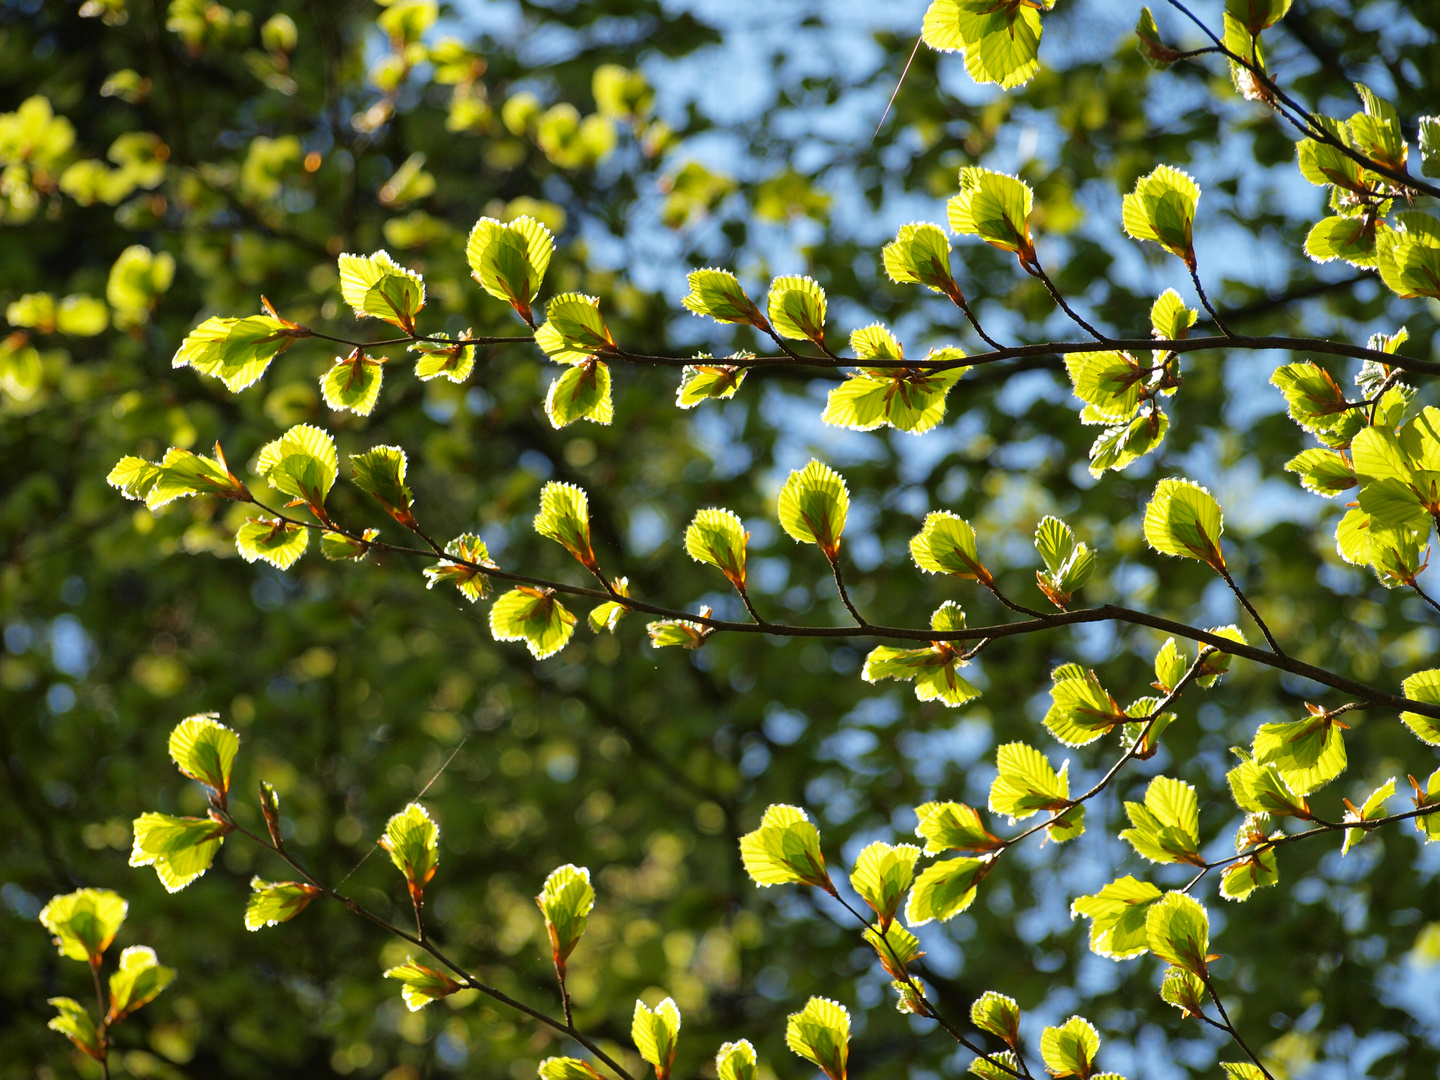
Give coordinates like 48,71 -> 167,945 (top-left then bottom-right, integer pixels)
172,311 -> 307,391
862,602 -> 980,708
1034,517 -> 1095,609
822,326 -> 966,436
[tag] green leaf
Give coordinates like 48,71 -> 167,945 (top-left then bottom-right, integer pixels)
1145,892 -> 1212,976
1044,666 -> 1127,747
1087,409 -> 1170,477
108,443 -> 249,509
1221,1065 -> 1266,1080
236,517 -> 310,570
167,713 -> 239,801
1349,83 -> 1407,172
588,576 -> 631,633
1252,708 -> 1348,794
822,363 -> 964,435
1195,627 -> 1246,688
46,997 -> 104,1060
1305,215 -> 1383,268
337,250 -> 425,332
682,269 -> 765,326
244,878 -> 322,930
1143,477 -> 1225,569
1160,968 -> 1207,1018
423,534 -> 494,602
647,615 -> 712,650
1219,846 -> 1278,902
905,855 -> 989,925
539,1058 -> 605,1080
913,800 -> 1003,855
106,945 -> 176,1022
1136,8 -> 1181,69
1226,748 -> 1311,818
1120,776 -> 1204,865
739,804 -> 831,890
1378,212 -> 1440,299
1223,11 -> 1268,100
257,423 -> 338,512
1064,350 -> 1142,423
921,0 -> 1046,91
171,313 -> 303,392
863,921 -> 925,977
383,957 -> 461,1011
1122,165 -> 1200,267
968,1051 -> 1022,1080
320,349 -> 384,414
766,275 -> 827,343
412,337 -> 476,383
989,741 -> 1071,822
676,360 -> 748,408
129,812 -> 228,892
534,293 -> 616,364
1153,638 -> 1190,693
1416,767 -> 1440,843
466,215 -> 553,321
777,458 -> 848,558
716,1041 -> 758,1080
1226,0 -> 1291,34
632,997 -> 681,1080
1150,289 -> 1197,340
1071,876 -> 1164,960
882,222 -> 958,295
861,602 -> 980,707
970,991 -> 1020,1045
1040,1016 -> 1100,1079
1401,670 -> 1440,745
1285,448 -> 1356,496
350,445 -> 416,528
39,888 -> 128,964
1343,778 -> 1397,854
545,359 -> 613,428
686,507 -> 748,588
1034,516 -> 1095,608
849,841 -> 920,929
534,481 -> 595,569
785,997 -> 849,1080
1419,116 -> 1439,179
947,168 -> 1035,259
380,802 -> 440,902
537,864 -> 594,967
909,510 -> 991,584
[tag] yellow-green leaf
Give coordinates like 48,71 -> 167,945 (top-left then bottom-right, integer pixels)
1143,477 -> 1225,569
338,249 -> 426,332
380,802 -> 440,902
490,586 -> 577,659
244,878 -> 323,930
167,713 -> 239,800
39,888 -> 128,964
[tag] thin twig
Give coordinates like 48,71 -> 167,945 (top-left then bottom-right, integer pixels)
1189,265 -> 1234,338
1217,565 -> 1285,656
1025,257 -> 1107,343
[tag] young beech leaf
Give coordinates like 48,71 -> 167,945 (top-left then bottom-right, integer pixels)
320,349 -> 384,415
682,269 -> 766,327
412,336 -> 475,383
171,313 -> 305,392
1070,875 -> 1163,960
1411,768 -> 1440,843
534,481 -> 595,569
1040,1016 -> 1100,1080
1223,11 -> 1269,101
862,601 -> 980,707
534,293 -> 616,364
1153,637 -> 1189,693
905,856 -> 990,925
466,215 -> 553,323
1195,627 -> 1245,688
539,1058 -> 605,1080
259,781 -> 283,847
108,444 -> 250,509
739,804 -> 831,891
1401,669 -> 1440,745
632,997 -> 681,1080
1151,288 -> 1197,340
380,802 -> 439,903
910,510 -> 991,584
947,168 -> 1035,261
130,812 -> 229,892
1227,748 -> 1311,818
236,517 -> 309,570
921,0 -> 1048,91
1377,212 -> 1440,300
1219,817 -> 1279,901
1034,516 -> 1095,608
971,991 -> 1020,1046
1044,666 -> 1127,747
716,1040 -> 758,1080
647,613 -> 712,649
676,359 -> 748,408
864,921 -> 924,978
686,508 -> 748,588
785,997 -> 849,1080
47,997 -> 104,1061
1227,0 -> 1292,35
988,741 -> 1071,822
1269,361 -> 1356,443
106,946 -> 175,1023
1136,7 -> 1181,69
167,713 -> 239,803
1306,215 -> 1385,268
1065,350 -> 1143,423
1120,776 -> 1204,865
244,878 -> 322,930
777,459 -> 848,558
1349,83 -> 1406,171
968,1051 -> 1022,1080
536,864 -> 594,971
39,888 -> 128,964
1143,478 -> 1225,569
1252,707 -> 1348,794
1342,778 -> 1397,855
823,362 -> 964,435
337,250 -> 425,332
1121,165 -> 1201,268
256,423 -> 339,514
1285,448 -> 1356,496
588,576 -> 631,633
765,275 -> 827,343
882,222 -> 958,296
383,958 -> 461,1011
914,800 -> 1003,855
849,841 -> 920,930
346,445 -> 413,528
545,359 -> 613,428
423,534 -> 495,602
1160,968 -> 1207,1018
1221,1065 -> 1267,1080
1145,892 -> 1213,976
